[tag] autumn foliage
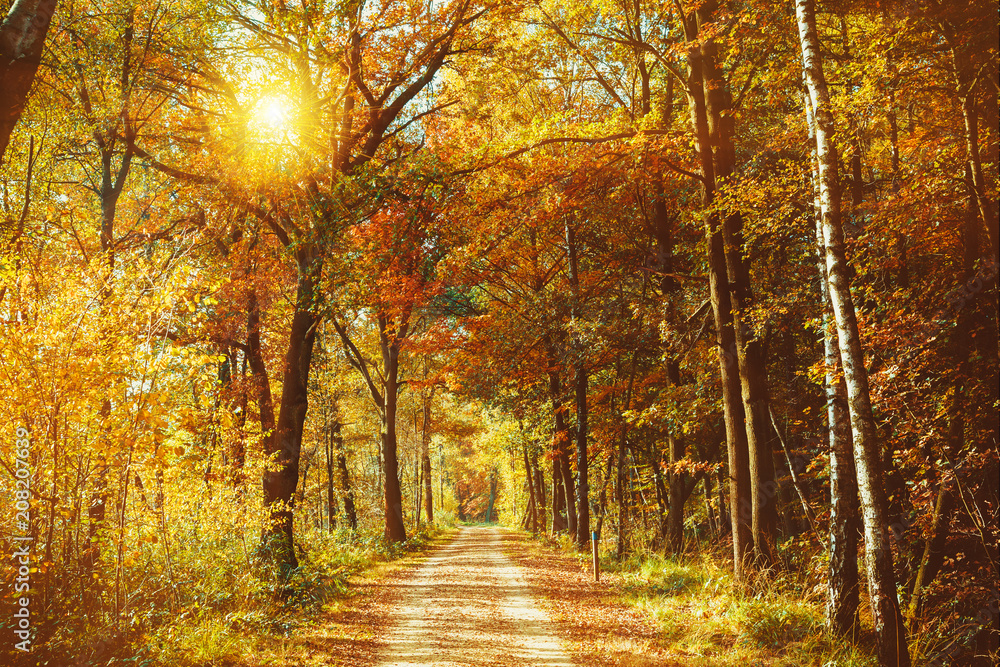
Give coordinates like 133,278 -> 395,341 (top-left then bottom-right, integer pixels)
0,0 -> 996,665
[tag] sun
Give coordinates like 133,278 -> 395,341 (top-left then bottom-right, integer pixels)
249,95 -> 293,144
258,96 -> 288,130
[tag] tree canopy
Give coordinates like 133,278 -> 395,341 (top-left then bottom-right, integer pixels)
1,0 -> 996,665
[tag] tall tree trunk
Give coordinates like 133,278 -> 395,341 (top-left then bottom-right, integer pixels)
377,311 -> 409,542
297,458 -> 311,507
797,2 -> 909,663
593,449 -> 615,538
907,474 -> 956,624
379,316 -> 407,543
486,472 -> 497,523
664,433 -> 685,553
560,433 -> 577,539
823,233 -> 861,638
546,341 -> 575,535
665,360 -> 685,553
262,245 -> 321,571
805,83 -> 861,636
950,44 -> 998,259
533,452 -> 546,532
650,443 -> 669,549
333,418 -> 357,531
415,454 -> 423,527
0,0 -> 58,165
246,289 -> 276,454
331,312 -> 408,542
550,455 -> 565,533
573,353 -> 590,543
615,428 -> 628,560
84,107 -> 135,594
683,6 -> 753,580
566,222 -> 590,548
523,445 -> 537,533
422,390 -> 434,525
740,331 -> 778,567
325,424 -> 338,530
886,83 -> 910,290
699,27 -> 777,567
615,354 -> 638,559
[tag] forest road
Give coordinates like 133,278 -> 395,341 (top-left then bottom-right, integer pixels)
374,526 -> 575,667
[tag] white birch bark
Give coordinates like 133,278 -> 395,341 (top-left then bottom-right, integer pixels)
804,83 -> 860,637
796,0 -> 909,664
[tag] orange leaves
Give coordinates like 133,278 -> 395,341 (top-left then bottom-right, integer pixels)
336,179 -> 448,320
660,457 -> 719,477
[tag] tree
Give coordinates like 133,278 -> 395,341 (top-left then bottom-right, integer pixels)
796,0 -> 910,663
2,0 -> 997,661
151,0 -> 493,559
804,81 -> 860,637
332,164 -> 455,542
680,2 -> 754,578
0,0 -> 57,164
565,220 -> 590,547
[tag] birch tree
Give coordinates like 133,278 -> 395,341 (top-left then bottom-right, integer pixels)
803,85 -> 860,637
796,0 -> 910,664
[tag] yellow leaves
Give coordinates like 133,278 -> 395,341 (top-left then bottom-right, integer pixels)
173,346 -> 222,367
178,408 -> 199,434
152,445 -> 171,466
138,404 -> 169,431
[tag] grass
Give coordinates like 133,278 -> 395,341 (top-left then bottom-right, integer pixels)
544,536 -> 879,667
136,523 -> 456,667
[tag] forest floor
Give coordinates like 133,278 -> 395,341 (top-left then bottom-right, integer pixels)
242,525 -> 873,667
263,525 -> 677,666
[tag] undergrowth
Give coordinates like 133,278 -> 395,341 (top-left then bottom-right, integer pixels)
546,534 -> 879,667
12,521 -> 450,667
142,523 -> 448,667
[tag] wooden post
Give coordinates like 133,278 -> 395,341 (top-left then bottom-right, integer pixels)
592,530 -> 600,582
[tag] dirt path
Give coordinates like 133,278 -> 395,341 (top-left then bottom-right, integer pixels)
374,526 -> 575,667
